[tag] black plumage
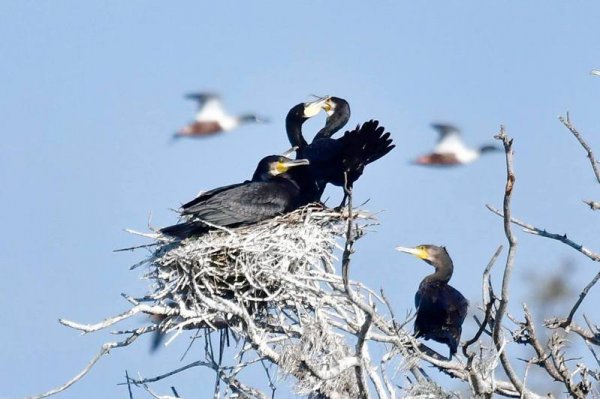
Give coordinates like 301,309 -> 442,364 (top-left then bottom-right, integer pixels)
160,156 -> 310,239
284,98 -> 332,204
395,244 -> 468,358
288,96 -> 395,206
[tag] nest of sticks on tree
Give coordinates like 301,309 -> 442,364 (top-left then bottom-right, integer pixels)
138,204 -> 372,340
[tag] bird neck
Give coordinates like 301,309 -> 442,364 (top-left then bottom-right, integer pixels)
286,114 -> 308,150
424,258 -> 453,285
314,107 -> 350,139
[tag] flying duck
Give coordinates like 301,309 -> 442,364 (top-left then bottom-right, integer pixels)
414,123 -> 500,166
174,93 -> 267,139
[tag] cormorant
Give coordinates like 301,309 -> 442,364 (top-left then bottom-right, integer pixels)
395,244 -> 468,358
174,93 -> 268,139
287,96 -> 395,207
413,123 -> 501,166
160,155 -> 310,239
284,96 -> 334,204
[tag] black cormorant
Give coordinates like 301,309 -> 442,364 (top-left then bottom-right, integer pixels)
174,93 -> 268,139
395,244 -> 468,358
160,155 -> 310,239
288,96 -> 395,207
284,97 -> 332,204
413,123 -> 501,166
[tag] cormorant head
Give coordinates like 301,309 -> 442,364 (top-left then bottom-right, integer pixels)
252,155 -> 310,181
322,97 -> 350,117
395,244 -> 452,269
315,96 -> 351,138
286,97 -> 330,123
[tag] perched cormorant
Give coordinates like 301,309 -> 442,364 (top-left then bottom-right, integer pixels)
395,244 -> 468,358
160,155 -> 310,239
174,93 -> 268,139
413,123 -> 501,166
284,96 -> 335,204
288,96 -> 395,207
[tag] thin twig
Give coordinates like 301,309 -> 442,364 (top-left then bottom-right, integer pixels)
25,331 -> 144,399
522,303 -> 562,381
463,245 -> 503,356
486,205 -> 600,263
125,370 -> 134,399
558,113 -> 600,184
544,269 -> 600,330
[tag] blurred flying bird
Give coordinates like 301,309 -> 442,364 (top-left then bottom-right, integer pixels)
413,123 -> 500,166
174,93 -> 267,139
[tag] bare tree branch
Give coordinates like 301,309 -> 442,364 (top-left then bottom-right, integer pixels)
491,126 -> 525,396
559,113 -> 600,184
486,205 -> 600,263
25,329 -> 146,399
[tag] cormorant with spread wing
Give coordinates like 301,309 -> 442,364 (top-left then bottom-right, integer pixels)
287,96 -> 395,207
395,244 -> 468,358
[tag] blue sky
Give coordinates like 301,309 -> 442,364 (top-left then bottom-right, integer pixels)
2,2 -> 599,397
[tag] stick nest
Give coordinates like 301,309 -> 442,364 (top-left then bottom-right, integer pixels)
141,204 -> 371,336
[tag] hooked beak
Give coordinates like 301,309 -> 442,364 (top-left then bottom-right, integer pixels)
395,246 -> 428,260
303,95 -> 331,118
281,146 -> 299,158
283,158 -> 310,168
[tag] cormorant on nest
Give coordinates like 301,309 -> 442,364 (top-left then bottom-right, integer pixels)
160,155 -> 311,239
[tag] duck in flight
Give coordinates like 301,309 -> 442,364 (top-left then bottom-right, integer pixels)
395,244 -> 468,358
174,93 -> 268,139
287,96 -> 395,207
413,123 -> 500,166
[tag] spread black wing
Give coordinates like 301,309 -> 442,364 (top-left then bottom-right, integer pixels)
337,120 -> 394,185
302,120 -> 394,188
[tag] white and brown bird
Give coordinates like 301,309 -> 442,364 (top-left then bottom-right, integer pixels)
174,93 -> 268,139
413,123 -> 500,166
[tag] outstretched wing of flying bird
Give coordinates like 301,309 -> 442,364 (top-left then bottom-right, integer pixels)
431,123 -> 469,155
185,93 -> 228,122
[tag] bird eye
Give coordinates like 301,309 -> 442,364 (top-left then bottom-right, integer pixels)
275,161 -> 287,173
